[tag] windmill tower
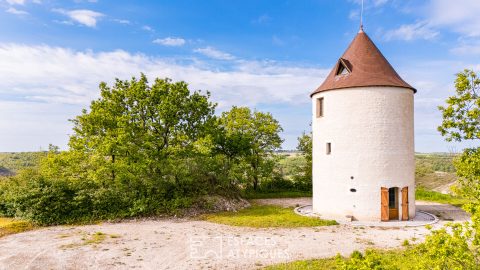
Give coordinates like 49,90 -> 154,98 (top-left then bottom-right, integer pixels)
310,27 -> 416,221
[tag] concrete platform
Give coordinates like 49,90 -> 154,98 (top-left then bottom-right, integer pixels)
294,205 -> 439,227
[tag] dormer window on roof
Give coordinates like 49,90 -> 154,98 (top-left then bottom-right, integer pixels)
336,59 -> 351,76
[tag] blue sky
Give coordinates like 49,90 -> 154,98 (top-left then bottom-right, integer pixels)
0,0 -> 479,152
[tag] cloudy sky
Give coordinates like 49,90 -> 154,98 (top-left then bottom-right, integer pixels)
0,0 -> 479,152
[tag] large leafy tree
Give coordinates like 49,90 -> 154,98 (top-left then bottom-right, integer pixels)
218,107 -> 283,190
69,74 -> 216,184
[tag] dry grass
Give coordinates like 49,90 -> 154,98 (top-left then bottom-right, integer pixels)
0,217 -> 34,238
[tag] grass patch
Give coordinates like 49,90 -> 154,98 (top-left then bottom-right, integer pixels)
61,231 -> 120,249
264,249 -> 420,270
415,188 -> 470,207
0,217 -> 34,238
244,191 -> 311,199
202,205 -> 337,228
83,231 -> 107,245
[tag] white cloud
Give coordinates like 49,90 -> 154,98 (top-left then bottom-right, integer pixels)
6,7 -> 28,15
54,9 -> 103,28
113,19 -> 130,25
5,0 -> 41,4
451,42 -> 480,56
5,0 -> 25,5
0,43 -> 325,106
194,46 -> 235,60
142,25 -> 154,32
0,43 -> 474,153
384,21 -> 439,41
427,0 -> 480,37
0,43 -> 328,150
153,37 -> 186,47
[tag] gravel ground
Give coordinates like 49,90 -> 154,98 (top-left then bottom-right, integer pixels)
0,198 -> 469,270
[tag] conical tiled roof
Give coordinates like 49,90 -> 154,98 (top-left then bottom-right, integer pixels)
311,29 -> 416,96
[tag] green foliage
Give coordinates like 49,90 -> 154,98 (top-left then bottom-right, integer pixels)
336,249 -> 401,270
69,74 -> 217,183
438,69 -> 480,142
264,258 -> 338,270
265,249 -> 420,270
410,205 -> 480,269
217,106 -> 283,190
0,152 -> 46,174
296,132 -> 313,189
203,204 -> 337,228
453,148 -> 480,203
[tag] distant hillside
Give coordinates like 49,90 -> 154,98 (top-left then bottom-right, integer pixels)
0,152 -> 46,175
415,153 -> 457,194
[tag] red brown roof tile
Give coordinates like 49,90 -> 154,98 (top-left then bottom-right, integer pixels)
311,29 -> 416,96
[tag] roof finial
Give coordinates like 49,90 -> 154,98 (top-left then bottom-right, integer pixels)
359,0 -> 364,32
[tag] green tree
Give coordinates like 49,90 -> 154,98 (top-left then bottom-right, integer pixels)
438,69 -> 480,142
297,132 -> 312,184
437,69 -> 480,202
69,74 -> 216,184
218,107 -> 283,190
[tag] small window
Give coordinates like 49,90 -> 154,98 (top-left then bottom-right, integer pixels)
316,97 -> 324,118
326,142 -> 331,155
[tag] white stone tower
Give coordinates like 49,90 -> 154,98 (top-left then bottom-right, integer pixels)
311,28 -> 416,222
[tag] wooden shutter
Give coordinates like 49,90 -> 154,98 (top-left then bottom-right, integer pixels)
401,187 -> 409,221
381,187 -> 389,221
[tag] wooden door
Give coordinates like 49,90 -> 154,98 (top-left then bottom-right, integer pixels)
401,187 -> 409,221
381,187 -> 389,221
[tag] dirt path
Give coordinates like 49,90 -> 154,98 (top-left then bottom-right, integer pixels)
0,198 -> 468,270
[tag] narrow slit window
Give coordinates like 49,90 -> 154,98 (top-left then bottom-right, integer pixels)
316,97 -> 324,118
326,142 -> 331,155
